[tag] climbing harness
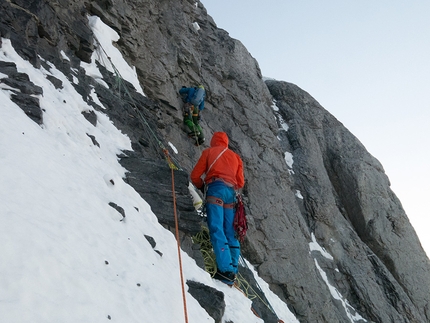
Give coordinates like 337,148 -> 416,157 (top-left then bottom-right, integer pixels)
198,146 -> 230,222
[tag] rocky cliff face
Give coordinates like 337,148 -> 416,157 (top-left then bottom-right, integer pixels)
1,0 -> 429,322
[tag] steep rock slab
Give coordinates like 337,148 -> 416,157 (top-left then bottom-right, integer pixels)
2,0 -> 430,322
79,1 -> 430,322
0,61 -> 43,124
119,152 -> 201,234
266,79 -> 430,322
83,2 -> 350,321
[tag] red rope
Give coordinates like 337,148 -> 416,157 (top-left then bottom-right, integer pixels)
171,166 -> 189,323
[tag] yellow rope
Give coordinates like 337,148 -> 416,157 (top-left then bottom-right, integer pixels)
192,226 -> 217,277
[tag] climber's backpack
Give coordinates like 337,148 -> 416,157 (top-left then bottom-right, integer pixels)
234,193 -> 248,243
190,87 -> 205,107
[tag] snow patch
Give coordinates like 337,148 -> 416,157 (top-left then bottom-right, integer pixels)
168,141 -> 178,154
314,260 -> 366,322
0,82 -> 16,91
284,151 -> 293,168
86,16 -> 145,96
60,50 -> 70,61
239,258 -> 300,323
89,87 -> 105,109
310,234 -> 366,322
192,22 -> 201,32
295,190 -> 303,199
309,233 -> 333,260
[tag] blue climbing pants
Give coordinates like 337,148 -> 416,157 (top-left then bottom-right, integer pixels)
206,181 -> 240,273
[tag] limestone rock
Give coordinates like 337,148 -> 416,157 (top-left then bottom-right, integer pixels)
266,79 -> 430,322
1,1 -> 430,322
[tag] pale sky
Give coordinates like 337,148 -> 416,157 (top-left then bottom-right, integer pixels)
200,0 -> 430,256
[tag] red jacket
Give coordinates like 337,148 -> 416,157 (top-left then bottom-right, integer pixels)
191,132 -> 244,190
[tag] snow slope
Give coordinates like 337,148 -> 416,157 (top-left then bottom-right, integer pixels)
0,17 -> 298,323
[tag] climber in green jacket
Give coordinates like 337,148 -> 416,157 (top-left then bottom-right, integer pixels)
179,85 -> 205,145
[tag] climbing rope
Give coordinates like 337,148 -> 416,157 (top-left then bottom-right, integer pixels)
92,35 -> 183,170
92,35 -> 191,321
170,163 -> 189,323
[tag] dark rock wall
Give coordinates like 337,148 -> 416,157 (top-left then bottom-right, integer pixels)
266,80 -> 430,322
1,0 -> 429,322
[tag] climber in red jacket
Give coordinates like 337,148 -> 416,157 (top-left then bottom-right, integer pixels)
191,131 -> 244,285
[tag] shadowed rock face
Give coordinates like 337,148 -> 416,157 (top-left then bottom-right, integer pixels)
1,0 -> 429,322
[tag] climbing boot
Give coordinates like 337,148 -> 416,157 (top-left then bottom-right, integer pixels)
195,137 -> 205,146
213,270 -> 236,285
188,130 -> 200,137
